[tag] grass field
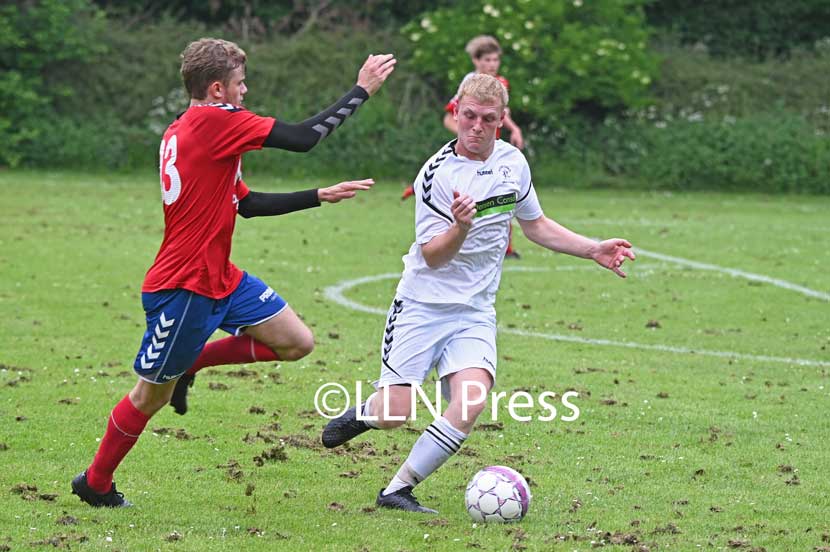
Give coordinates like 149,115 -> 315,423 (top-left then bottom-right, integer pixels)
1,170 -> 828,551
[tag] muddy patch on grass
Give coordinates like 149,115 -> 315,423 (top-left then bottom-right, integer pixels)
56,515 -> 77,526
10,483 -> 57,502
227,368 -> 259,378
30,533 -> 88,548
153,427 -> 193,440
217,459 -> 244,481
253,446 -> 288,466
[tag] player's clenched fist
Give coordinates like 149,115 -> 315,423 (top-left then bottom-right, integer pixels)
318,179 -> 375,203
451,191 -> 477,231
357,54 -> 397,96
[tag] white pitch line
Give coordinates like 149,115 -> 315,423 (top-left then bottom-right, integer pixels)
322,268 -> 829,368
634,247 -> 830,301
323,273 -> 396,316
502,328 -> 830,368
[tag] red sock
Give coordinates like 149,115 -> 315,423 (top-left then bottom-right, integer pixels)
86,394 -> 150,494
186,335 -> 278,376
401,185 -> 415,200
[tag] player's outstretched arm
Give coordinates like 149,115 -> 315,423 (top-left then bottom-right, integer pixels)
421,191 -> 476,268
502,111 -> 524,149
518,216 -> 635,278
356,53 -> 397,96
317,179 -> 374,203
262,54 -> 396,153
237,180 -> 374,218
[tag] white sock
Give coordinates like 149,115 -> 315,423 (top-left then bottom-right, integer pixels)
361,392 -> 380,429
382,417 -> 467,495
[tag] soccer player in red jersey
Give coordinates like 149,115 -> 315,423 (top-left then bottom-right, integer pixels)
71,38 -> 395,507
402,36 -> 522,258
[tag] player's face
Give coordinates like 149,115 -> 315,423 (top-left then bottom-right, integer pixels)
473,53 -> 500,76
455,96 -> 505,160
222,67 -> 247,105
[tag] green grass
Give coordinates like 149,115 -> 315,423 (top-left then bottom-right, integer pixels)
1,170 -> 829,551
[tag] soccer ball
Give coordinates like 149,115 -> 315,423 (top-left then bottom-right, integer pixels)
465,466 -> 531,522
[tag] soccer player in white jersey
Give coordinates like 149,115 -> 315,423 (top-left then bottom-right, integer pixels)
322,74 -> 635,513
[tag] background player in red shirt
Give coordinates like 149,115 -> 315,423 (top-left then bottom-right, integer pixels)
403,35 -> 523,257
442,36 -> 524,149
71,38 -> 395,508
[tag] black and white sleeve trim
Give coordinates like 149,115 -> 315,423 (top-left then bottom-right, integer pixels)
263,85 -> 369,152
421,140 -> 456,223
517,180 -> 534,203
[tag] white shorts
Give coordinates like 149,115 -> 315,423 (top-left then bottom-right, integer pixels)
377,296 -> 497,393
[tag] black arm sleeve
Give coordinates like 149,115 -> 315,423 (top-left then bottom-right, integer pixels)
262,85 -> 370,152
237,189 -> 321,219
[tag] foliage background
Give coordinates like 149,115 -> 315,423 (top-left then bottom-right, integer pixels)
4,0 -> 829,193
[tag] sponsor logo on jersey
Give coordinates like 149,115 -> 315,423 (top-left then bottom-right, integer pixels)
476,169 -> 493,176
474,192 -> 517,218
259,287 -> 275,302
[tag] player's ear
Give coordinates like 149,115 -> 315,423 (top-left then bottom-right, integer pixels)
208,80 -> 224,100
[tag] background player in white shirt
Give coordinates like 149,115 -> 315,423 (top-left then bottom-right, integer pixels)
323,74 -> 635,513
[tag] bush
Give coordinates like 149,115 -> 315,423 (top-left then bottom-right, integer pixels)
537,113 -> 830,194
646,0 -> 830,60
630,115 -> 829,194
9,11 -> 449,177
402,0 -> 658,122
651,42 -> 830,128
0,0 -> 106,167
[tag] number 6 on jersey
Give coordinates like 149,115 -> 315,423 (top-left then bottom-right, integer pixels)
159,135 -> 181,205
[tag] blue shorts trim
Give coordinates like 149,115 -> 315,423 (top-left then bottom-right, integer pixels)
133,272 -> 287,383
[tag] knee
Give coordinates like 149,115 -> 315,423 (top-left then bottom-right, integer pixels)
129,391 -> 167,416
454,396 -> 488,423
375,417 -> 407,430
373,399 -> 411,429
277,332 -> 315,361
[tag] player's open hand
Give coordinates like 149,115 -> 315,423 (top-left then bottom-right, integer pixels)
451,191 -> 477,231
592,238 -> 636,278
318,179 -> 374,203
357,54 -> 397,96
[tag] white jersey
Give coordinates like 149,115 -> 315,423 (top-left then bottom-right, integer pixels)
396,139 -> 543,310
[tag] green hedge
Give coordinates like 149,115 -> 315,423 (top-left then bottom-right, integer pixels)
4,0 -> 830,193
529,112 -> 830,194
646,0 -> 830,60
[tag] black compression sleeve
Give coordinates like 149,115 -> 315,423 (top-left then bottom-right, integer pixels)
237,189 -> 321,219
262,85 -> 370,152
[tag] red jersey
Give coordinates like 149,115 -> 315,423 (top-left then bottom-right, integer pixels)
444,73 -> 510,138
142,104 -> 275,299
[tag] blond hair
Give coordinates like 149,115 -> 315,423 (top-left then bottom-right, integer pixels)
180,38 -> 247,100
457,73 -> 509,109
465,35 -> 502,59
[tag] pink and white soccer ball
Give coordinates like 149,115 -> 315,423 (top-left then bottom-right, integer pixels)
465,466 -> 531,522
